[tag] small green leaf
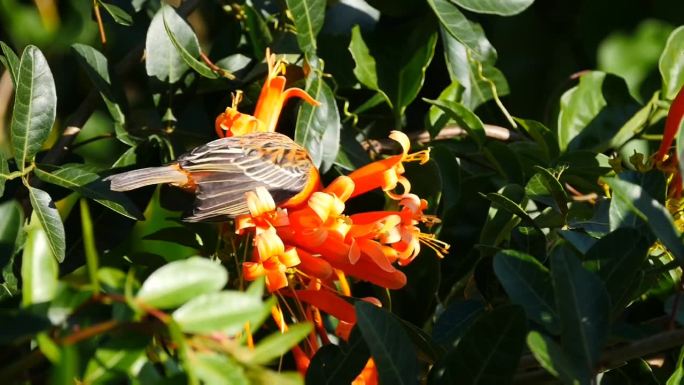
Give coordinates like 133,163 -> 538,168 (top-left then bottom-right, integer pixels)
137,257 -> 228,309
28,187 -> 65,263
355,302 -> 418,385
242,5 -> 273,60
557,71 -> 639,152
194,353 -> 248,385
285,0 -> 325,59
604,176 -> 684,263
494,250 -> 559,334
247,323 -> 313,365
429,305 -> 527,385
659,26 -> 684,100
516,119 -> 560,161
98,1 -> 133,26
21,211 -> 59,305
0,41 -> 19,84
83,336 -> 149,383
34,164 -> 143,220
424,99 -> 486,146
451,0 -> 534,16
172,291 -> 264,334
294,72 -> 340,172
162,13 -> 222,80
551,247 -> 609,376
527,331 -> 586,385
146,4 -> 199,83
486,192 -> 539,230
349,22 -> 437,122
10,45 -> 57,172
427,0 -> 484,57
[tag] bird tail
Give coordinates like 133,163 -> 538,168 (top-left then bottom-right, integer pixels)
106,166 -> 189,191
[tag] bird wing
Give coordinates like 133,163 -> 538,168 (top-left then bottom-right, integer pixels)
177,132 -> 313,221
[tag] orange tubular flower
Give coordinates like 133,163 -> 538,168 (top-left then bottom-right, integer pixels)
348,131 -> 430,199
215,49 -> 319,138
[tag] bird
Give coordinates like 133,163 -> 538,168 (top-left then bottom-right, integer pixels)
106,132 -> 320,222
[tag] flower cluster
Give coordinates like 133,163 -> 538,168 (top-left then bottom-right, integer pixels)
217,50 -> 449,383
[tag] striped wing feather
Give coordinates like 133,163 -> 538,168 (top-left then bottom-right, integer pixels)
178,132 -> 311,221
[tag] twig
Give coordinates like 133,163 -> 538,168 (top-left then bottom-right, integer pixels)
515,328 -> 684,384
362,124 -> 522,153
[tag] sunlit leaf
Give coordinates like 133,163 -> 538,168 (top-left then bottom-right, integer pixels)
10,45 -> 57,171
83,336 -> 149,383
427,0 -> 483,57
137,257 -> 228,309
172,291 -> 264,334
98,1 -> 133,26
194,353 -> 248,385
27,187 -> 65,263
659,26 -> 684,100
21,211 -> 59,305
247,323 -> 313,365
0,41 -> 19,84
285,0 -> 325,59
146,4 -> 199,83
162,13 -> 222,80
527,331 -> 586,385
451,0 -> 534,16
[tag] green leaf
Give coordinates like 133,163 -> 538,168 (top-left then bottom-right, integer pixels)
355,301 -> 418,385
494,250 -> 559,334
98,1 -> 133,26
172,291 -> 264,334
659,26 -> 684,100
80,199 -> 100,293
10,45 -> 57,171
480,184 -> 526,248
285,0 -> 325,59
424,99 -> 486,146
0,309 -> 51,344
294,72 -> 340,172
451,0 -> 534,16
247,323 -> 313,365
28,187 -> 65,263
194,353 -> 248,385
349,21 -> 437,122
529,166 -> 569,215
427,0 -> 484,57
485,192 -> 539,230
162,12 -> 221,80
145,4 -> 199,83
432,300 -> 484,348
550,247 -> 609,376
0,152 -> 8,196
306,330 -> 370,385
557,71 -> 639,152
516,119 -> 560,161
242,5 -> 273,60
603,176 -> 684,263
137,257 -> 228,309
71,44 -> 133,145
429,305 -> 527,385
527,331 -> 586,385
667,345 -> 684,385
0,41 -> 19,84
585,228 -> 650,313
439,26 -> 509,110
21,211 -> 59,305
83,336 -> 149,383
34,164 -> 143,220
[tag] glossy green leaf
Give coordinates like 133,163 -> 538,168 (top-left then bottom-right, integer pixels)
557,71 -> 639,152
527,331 -> 586,385
349,22 -> 437,121
28,187 -> 65,263
99,1 -> 133,26
660,26 -> 684,100
424,99 -> 486,146
494,250 -> 559,334
529,166 -> 569,215
294,72 -> 340,172
34,164 -> 143,220
517,119 -> 560,161
452,0 -> 534,16
10,45 -> 57,171
146,4 -> 199,83
355,301 -> 418,385
194,353 -> 248,385
585,228 -> 650,312
429,305 -> 527,385
137,257 -> 227,309
551,247 -> 609,376
247,323 -> 313,365
71,44 -> 132,144
427,0 -> 483,57
162,13 -> 221,80
667,345 -> 684,385
21,211 -> 59,305
285,0 -> 325,59
603,176 -> 684,263
0,41 -> 19,84
480,184 -> 526,248
486,192 -> 539,230
172,291 -> 264,334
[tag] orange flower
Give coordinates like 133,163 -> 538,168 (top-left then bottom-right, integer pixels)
215,49 -> 319,137
348,131 -> 430,199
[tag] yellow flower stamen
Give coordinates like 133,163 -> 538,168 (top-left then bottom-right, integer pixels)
417,233 -> 450,258
403,149 -> 431,165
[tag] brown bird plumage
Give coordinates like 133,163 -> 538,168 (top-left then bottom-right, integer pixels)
107,132 -> 320,222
